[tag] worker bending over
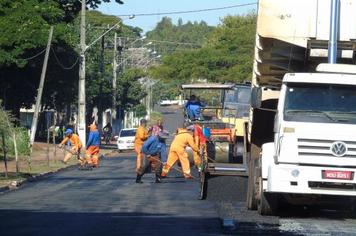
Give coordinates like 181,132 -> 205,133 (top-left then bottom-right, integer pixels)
86,123 -> 101,168
136,131 -> 169,184
161,125 -> 199,179
58,128 -> 83,164
134,119 -> 149,173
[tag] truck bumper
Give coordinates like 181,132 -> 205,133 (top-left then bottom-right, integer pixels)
265,163 -> 356,196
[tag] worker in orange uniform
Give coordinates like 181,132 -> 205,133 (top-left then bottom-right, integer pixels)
86,123 -> 101,168
134,119 -> 149,173
193,124 -> 207,169
161,125 -> 199,179
58,128 -> 83,164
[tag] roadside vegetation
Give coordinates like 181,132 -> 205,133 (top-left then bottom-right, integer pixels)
148,14 -> 256,101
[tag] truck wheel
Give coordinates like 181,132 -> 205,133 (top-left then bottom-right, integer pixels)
234,139 -> 244,158
257,176 -> 278,215
247,157 -> 258,210
199,172 -> 209,200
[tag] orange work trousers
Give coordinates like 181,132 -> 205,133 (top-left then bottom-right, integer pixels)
162,149 -> 191,177
86,146 -> 100,167
134,144 -> 144,173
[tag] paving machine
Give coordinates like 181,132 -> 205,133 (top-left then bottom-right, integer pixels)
181,83 -> 250,199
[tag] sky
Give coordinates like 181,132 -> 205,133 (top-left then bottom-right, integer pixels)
98,0 -> 257,33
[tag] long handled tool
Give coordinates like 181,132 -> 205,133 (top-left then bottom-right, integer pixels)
148,155 -> 199,181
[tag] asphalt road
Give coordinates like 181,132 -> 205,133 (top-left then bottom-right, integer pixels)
1,105 -> 356,235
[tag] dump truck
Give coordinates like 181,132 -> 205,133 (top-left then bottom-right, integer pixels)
247,0 -> 356,215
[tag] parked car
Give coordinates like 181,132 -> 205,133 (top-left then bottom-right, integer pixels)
117,128 -> 137,152
159,99 -> 179,106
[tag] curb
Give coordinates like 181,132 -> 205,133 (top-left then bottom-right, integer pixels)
0,164 -> 79,195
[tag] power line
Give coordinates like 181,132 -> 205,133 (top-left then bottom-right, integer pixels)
117,36 -> 202,46
115,2 -> 257,18
23,49 -> 47,61
51,48 -> 79,70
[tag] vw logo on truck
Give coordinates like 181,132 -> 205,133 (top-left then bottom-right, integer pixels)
330,141 -> 347,157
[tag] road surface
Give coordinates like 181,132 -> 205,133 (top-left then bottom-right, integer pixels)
1,106 -> 356,235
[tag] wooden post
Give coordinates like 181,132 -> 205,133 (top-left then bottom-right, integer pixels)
29,26 -> 54,148
46,126 -> 50,167
13,132 -> 19,174
2,133 -> 8,178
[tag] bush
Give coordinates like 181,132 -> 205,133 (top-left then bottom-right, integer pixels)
6,128 -> 30,156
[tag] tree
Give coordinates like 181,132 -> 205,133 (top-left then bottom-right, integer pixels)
0,103 -> 15,177
146,17 -> 214,55
0,1 -> 136,118
117,68 -> 147,111
149,14 -> 257,101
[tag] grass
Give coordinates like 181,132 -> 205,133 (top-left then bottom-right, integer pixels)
0,158 -> 78,188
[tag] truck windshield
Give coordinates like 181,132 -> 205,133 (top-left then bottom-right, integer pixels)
120,129 -> 136,137
284,83 -> 356,124
224,86 -> 251,118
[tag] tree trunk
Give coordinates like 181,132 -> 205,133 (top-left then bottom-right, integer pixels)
2,133 -> 8,178
13,132 -> 19,174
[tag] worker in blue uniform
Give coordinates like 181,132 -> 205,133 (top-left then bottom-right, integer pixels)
136,131 -> 169,183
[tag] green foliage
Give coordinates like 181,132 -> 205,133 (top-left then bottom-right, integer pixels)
0,104 -> 14,137
149,14 -> 256,101
0,0 -> 64,67
6,128 -> 30,156
117,68 -> 147,110
146,17 -> 214,55
0,104 -> 30,156
133,104 -> 147,118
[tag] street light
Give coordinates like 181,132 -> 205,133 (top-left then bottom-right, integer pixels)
78,0 -> 134,145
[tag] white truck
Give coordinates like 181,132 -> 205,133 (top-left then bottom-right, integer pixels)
247,0 -> 356,215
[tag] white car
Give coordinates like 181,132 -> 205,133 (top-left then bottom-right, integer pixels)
159,100 -> 179,106
117,128 -> 137,152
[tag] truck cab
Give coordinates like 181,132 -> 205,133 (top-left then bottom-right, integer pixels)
254,64 -> 356,214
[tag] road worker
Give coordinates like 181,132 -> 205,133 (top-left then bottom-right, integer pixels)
149,118 -> 163,136
134,119 -> 149,173
192,124 -> 207,169
136,131 -> 169,183
185,95 -> 204,121
58,128 -> 83,165
161,125 -> 199,179
86,123 -> 101,168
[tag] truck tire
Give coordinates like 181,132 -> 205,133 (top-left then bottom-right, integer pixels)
199,172 -> 209,200
257,176 -> 278,215
247,157 -> 258,210
234,139 -> 244,158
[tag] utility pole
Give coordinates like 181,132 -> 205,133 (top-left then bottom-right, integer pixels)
78,0 -> 86,145
112,32 -> 118,133
29,26 -> 54,147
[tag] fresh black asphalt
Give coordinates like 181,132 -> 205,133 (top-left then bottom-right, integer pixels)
0,155 -> 221,236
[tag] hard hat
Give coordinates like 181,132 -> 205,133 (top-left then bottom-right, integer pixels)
64,128 -> 73,135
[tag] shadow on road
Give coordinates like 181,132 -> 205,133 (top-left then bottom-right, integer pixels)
277,204 -> 356,219
0,209 -> 306,236
0,210 -> 221,236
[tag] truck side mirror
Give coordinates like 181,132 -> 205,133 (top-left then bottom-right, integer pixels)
251,87 -> 262,109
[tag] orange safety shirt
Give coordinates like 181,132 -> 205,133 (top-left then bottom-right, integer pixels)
60,134 -> 83,150
171,129 -> 198,153
134,126 -> 149,146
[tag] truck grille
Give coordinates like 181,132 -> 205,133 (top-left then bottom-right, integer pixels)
298,138 -> 356,158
